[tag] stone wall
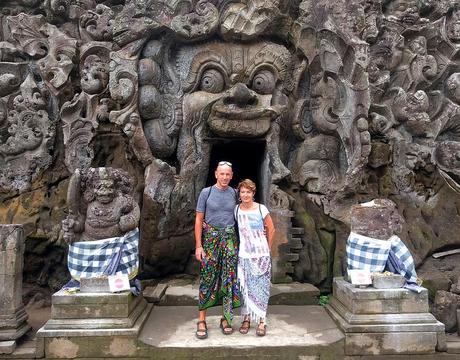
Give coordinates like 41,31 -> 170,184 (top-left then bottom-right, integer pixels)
1,0 -> 460,296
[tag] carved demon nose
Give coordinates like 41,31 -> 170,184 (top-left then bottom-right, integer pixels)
223,83 -> 257,107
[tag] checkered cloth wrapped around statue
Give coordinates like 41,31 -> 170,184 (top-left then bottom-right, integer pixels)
346,232 -> 418,285
67,228 -> 139,280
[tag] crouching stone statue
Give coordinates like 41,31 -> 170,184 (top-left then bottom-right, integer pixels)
61,167 -> 140,284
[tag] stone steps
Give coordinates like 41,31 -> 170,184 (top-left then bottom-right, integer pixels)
143,278 -> 320,306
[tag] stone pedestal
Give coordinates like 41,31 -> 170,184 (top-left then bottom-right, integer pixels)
326,278 -> 445,356
0,225 -> 30,354
37,290 -> 152,358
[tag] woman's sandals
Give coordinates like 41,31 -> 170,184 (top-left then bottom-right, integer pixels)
196,320 -> 208,339
256,322 -> 267,337
239,319 -> 250,334
220,318 -> 233,335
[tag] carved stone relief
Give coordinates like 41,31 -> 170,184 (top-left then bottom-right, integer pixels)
3,0 -> 460,293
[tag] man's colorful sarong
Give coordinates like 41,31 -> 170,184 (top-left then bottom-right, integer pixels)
67,228 -> 139,280
199,223 -> 241,325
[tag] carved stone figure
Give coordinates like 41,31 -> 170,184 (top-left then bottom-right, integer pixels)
62,167 -> 140,244
60,43 -> 112,172
0,70 -> 55,193
390,36 -> 437,91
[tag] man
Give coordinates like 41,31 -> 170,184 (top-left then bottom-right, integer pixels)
194,161 -> 240,339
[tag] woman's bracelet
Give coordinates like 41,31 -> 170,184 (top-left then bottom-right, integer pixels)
196,246 -> 202,249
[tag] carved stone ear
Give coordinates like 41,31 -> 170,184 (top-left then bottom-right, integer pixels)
291,99 -> 312,140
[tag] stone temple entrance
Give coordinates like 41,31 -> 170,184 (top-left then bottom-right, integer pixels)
206,140 -> 267,202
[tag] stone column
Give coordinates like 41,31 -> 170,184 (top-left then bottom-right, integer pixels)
0,224 -> 30,354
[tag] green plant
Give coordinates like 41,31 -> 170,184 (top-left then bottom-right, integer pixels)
319,294 -> 330,306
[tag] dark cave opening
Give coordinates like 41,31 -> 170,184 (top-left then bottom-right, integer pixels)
205,139 -> 267,202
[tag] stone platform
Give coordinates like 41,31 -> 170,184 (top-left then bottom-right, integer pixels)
326,278 -> 445,356
37,290 -> 152,359
5,279 -> 460,359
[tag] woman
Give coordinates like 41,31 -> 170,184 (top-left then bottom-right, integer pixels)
235,179 -> 275,336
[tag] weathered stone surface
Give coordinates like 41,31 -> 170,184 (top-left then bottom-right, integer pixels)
269,282 -> 320,305
0,225 -> 30,343
143,283 -> 168,303
138,305 -> 345,359
372,274 -> 405,289
80,276 -> 110,293
0,341 -> 15,355
344,332 -> 437,356
327,278 -> 445,356
350,199 -> 403,240
4,0 -> 460,297
333,278 -> 429,314
433,290 -> 460,333
50,289 -> 140,317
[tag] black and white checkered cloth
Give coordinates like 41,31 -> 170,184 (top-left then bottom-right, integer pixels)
68,228 -> 139,280
346,232 -> 417,282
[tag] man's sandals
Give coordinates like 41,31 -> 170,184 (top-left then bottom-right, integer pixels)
256,322 -> 267,337
220,318 -> 233,335
239,319 -> 250,334
196,320 -> 208,339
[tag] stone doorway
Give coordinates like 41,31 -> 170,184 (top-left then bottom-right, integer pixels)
205,139 -> 267,202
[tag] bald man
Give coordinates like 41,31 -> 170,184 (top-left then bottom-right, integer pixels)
194,161 -> 240,339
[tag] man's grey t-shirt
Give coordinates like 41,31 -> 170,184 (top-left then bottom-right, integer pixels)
196,186 -> 237,227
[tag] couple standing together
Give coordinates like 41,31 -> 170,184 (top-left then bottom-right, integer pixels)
194,161 -> 275,339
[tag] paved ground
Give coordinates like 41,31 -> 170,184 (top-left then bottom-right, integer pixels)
7,279 -> 460,359
138,305 -> 345,359
139,305 -> 343,347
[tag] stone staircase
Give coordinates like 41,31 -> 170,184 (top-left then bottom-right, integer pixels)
285,226 -> 304,277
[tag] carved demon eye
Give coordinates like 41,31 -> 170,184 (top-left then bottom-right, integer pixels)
251,69 -> 275,94
199,68 -> 225,93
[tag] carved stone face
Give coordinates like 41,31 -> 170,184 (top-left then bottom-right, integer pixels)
177,41 -> 291,138
94,177 -> 116,204
81,55 -> 108,95
386,0 -> 420,25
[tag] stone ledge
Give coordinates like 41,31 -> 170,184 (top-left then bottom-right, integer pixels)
333,278 -> 429,314
43,297 -> 148,330
51,292 -> 142,319
0,336 -> 43,359
329,297 -> 443,327
327,301 -> 444,333
269,282 -> 320,305
0,340 -> 15,354
145,279 -> 320,306
37,303 -> 152,338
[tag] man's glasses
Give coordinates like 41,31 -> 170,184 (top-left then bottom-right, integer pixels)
218,161 -> 232,167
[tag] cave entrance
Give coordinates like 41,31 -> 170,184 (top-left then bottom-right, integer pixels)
206,139 -> 267,203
